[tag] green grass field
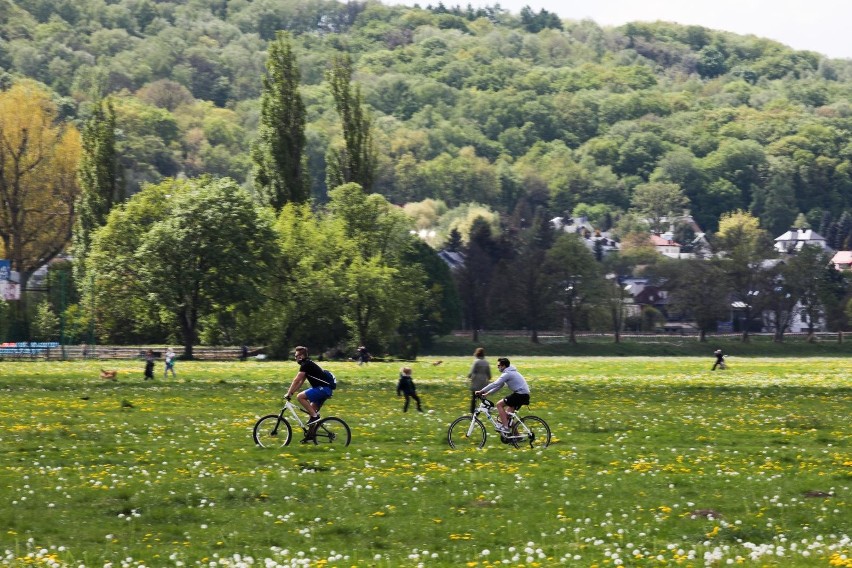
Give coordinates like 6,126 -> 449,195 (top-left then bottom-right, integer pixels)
0,357 -> 849,567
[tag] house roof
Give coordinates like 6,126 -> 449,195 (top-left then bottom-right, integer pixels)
832,251 -> 852,266
437,250 -> 465,269
774,228 -> 826,243
650,234 -> 680,247
774,228 -> 831,253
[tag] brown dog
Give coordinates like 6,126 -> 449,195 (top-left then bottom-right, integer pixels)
100,369 -> 118,380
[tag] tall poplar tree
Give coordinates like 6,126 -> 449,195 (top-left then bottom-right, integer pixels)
251,32 -> 308,210
326,53 -> 375,192
73,98 -> 121,288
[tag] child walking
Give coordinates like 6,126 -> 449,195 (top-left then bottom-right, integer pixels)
164,347 -> 177,378
143,349 -> 155,380
712,348 -> 726,370
396,366 -> 422,412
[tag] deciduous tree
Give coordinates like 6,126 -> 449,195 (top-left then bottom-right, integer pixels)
715,210 -> 776,341
0,81 -> 80,336
545,233 -> 604,343
89,177 -> 277,357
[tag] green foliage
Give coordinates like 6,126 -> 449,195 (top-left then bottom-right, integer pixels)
31,299 -> 59,341
73,97 -> 121,289
326,53 -> 376,192
7,1 -> 852,348
251,31 -> 309,210
89,177 -> 278,357
5,0 -> 851,230
544,233 -> 605,342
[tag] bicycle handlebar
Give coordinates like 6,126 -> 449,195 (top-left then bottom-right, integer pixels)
476,394 -> 495,408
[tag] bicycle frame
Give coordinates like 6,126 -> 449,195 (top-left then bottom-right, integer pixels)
469,397 -> 529,440
278,399 -> 310,432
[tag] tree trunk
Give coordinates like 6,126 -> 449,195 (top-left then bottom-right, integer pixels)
179,309 -> 195,360
611,306 -> 621,343
530,328 -> 539,344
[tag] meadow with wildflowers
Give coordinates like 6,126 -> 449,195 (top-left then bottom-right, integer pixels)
0,357 -> 849,567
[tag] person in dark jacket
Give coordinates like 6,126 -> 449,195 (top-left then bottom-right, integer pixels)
143,349 -> 155,380
712,349 -> 726,370
396,366 -> 422,412
357,345 -> 370,365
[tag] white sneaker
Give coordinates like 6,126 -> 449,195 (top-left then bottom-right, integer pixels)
307,415 -> 322,426
495,424 -> 511,433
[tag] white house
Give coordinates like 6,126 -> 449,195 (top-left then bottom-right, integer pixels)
774,228 -> 831,254
831,251 -> 852,271
650,233 -> 681,258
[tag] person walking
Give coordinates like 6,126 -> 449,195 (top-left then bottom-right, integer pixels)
712,348 -> 726,370
164,347 -> 177,378
357,345 -> 370,366
143,349 -> 155,380
396,366 -> 423,412
467,347 -> 491,413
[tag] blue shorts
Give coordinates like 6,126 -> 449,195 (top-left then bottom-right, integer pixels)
305,386 -> 333,406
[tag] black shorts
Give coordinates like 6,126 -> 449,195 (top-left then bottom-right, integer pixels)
504,392 -> 530,410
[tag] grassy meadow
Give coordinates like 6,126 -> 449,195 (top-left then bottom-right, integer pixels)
0,357 -> 849,567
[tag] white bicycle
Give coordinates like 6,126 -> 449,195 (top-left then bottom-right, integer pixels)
447,395 -> 551,449
253,397 -> 351,447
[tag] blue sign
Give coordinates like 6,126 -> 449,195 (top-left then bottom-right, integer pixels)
0,260 -> 10,281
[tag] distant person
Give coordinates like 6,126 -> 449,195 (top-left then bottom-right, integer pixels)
240,344 -> 249,361
357,345 -> 370,366
164,347 -> 177,378
475,357 -> 530,434
712,349 -> 726,370
143,349 -> 155,381
396,366 -> 423,412
467,347 -> 491,413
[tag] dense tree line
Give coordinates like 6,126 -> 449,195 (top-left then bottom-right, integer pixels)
2,0 -> 852,231
3,1 -> 852,349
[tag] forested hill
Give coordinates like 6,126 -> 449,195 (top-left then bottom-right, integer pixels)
3,0 -> 852,236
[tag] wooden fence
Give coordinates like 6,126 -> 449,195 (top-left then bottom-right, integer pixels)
0,344 -> 255,361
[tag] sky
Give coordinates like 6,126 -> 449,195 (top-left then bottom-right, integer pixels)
382,0 -> 852,59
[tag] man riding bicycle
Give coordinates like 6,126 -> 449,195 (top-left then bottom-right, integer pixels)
475,357 -> 530,434
285,346 -> 334,432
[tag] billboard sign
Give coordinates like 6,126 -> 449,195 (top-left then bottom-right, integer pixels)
0,260 -> 10,281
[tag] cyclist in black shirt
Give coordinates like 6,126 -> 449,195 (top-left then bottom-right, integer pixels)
285,346 -> 334,427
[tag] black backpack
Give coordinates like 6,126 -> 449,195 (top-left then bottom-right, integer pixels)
322,369 -> 337,390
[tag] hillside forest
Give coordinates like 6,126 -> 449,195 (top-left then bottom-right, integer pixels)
1,0 -> 852,356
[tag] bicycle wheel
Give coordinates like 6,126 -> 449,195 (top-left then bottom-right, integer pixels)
253,415 -> 292,448
511,415 -> 551,449
311,417 -> 351,447
447,415 -> 487,449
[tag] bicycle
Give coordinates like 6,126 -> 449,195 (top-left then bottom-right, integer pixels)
447,395 -> 551,449
253,397 -> 351,448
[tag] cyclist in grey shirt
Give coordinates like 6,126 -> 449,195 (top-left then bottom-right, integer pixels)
475,357 -> 530,433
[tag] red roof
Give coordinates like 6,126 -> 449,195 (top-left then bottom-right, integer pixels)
650,234 -> 680,247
